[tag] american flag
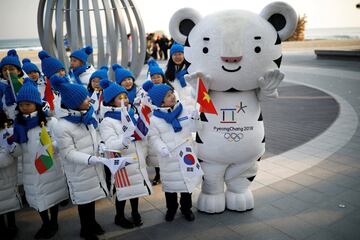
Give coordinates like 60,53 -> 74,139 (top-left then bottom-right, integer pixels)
114,168 -> 131,188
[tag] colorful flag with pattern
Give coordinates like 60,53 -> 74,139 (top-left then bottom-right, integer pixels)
34,124 -> 53,174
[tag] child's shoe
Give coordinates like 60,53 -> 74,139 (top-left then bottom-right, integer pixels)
181,210 -> 195,221
165,210 -> 176,222
34,223 -> 57,239
132,212 -> 143,227
114,215 -> 134,229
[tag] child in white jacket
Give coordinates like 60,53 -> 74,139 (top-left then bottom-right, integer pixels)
11,80 -> 68,239
0,110 -> 21,240
68,46 -> 96,87
143,81 -> 201,222
50,75 -> 111,240
99,79 -> 152,229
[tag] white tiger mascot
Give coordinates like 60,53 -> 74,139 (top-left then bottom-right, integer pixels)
169,2 -> 297,213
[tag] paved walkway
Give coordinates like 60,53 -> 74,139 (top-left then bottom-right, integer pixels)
14,53 -> 360,240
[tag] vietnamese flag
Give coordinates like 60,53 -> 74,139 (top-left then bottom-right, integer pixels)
44,77 -> 55,110
197,78 -> 217,115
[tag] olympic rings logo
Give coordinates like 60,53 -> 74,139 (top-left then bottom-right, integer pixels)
224,132 -> 243,142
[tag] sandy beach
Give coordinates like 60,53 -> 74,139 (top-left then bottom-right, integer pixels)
1,39 -> 359,64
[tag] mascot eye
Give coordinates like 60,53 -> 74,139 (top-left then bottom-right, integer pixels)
254,46 -> 261,53
203,47 -> 209,54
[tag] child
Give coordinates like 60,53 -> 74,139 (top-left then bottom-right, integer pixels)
0,49 -> 24,120
0,110 -> 21,240
50,75 -> 109,240
143,81 -> 201,222
38,50 -> 68,117
11,79 -> 69,239
99,79 -> 151,229
87,66 -> 108,122
112,64 -> 145,106
146,59 -> 175,185
22,58 -> 46,99
164,43 -> 195,106
69,46 -> 95,87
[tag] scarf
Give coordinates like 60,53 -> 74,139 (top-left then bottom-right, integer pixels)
127,86 -> 137,104
104,107 -> 136,124
175,69 -> 188,88
14,114 -> 40,144
63,106 -> 98,129
70,65 -> 87,85
153,102 -> 183,132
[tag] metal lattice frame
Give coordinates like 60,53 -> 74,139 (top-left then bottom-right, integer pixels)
37,0 -> 146,78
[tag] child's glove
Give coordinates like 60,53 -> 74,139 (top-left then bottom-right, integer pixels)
98,141 -> 106,155
88,156 -> 105,165
160,147 -> 170,157
121,136 -> 133,149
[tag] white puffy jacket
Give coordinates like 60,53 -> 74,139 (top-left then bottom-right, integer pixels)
69,65 -> 96,88
99,107 -> 152,201
54,108 -> 108,205
11,115 -> 68,212
148,102 -> 201,193
0,145 -> 21,215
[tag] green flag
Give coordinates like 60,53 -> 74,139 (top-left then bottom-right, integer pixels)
7,70 -> 23,98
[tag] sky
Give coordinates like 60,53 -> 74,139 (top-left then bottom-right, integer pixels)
0,0 -> 359,40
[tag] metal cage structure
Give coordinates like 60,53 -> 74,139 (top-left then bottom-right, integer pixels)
37,0 -> 146,78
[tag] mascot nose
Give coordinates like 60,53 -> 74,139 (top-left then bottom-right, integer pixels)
221,56 -> 242,63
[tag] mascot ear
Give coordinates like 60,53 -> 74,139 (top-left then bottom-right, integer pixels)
260,2 -> 298,41
169,8 -> 202,45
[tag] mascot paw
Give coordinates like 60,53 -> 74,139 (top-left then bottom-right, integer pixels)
197,192 -> 225,213
225,189 -> 254,212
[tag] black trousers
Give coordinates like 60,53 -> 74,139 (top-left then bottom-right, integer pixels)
0,211 -> 16,229
77,201 -> 96,229
165,192 -> 192,213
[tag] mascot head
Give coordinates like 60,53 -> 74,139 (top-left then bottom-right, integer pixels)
169,2 -> 297,91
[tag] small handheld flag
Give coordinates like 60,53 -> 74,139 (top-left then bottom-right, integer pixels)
34,122 -> 53,174
7,70 -> 23,100
197,78 -> 217,115
44,77 -> 55,110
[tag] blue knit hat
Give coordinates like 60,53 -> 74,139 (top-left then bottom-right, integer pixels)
112,64 -> 135,84
38,50 -> 65,78
70,46 -> 93,65
16,78 -> 42,105
50,75 -> 88,110
90,66 -> 109,81
22,58 -> 40,74
100,79 -> 127,106
170,43 -> 184,57
147,59 -> 164,77
142,81 -> 171,107
0,49 -> 23,77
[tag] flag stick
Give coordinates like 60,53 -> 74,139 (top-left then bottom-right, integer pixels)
7,70 -> 17,101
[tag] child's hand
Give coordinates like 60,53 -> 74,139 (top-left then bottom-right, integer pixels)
160,147 -> 170,157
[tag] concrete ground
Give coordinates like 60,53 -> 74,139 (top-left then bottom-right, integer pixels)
13,52 -> 360,240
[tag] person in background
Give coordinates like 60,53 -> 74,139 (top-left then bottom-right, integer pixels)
164,43 -> 195,106
68,46 -> 95,87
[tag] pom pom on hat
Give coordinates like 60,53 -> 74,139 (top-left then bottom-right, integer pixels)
16,77 -> 42,105
90,65 -> 109,81
38,50 -> 65,78
112,64 -> 135,84
0,49 -> 23,78
142,80 -> 171,107
147,58 -> 164,77
170,42 -> 184,57
70,45 -> 93,64
100,79 -> 127,106
50,75 -> 88,110
22,58 -> 40,74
